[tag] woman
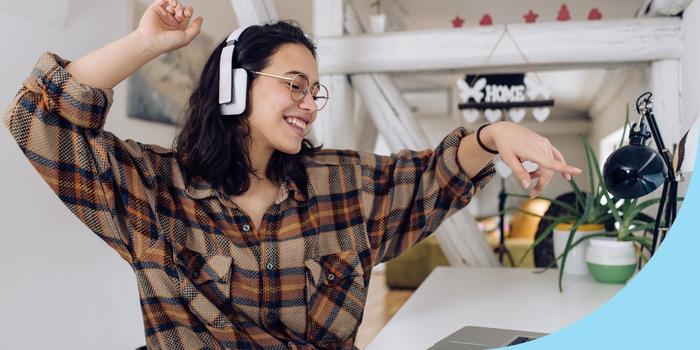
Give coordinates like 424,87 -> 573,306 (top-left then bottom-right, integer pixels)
3,0 -> 581,349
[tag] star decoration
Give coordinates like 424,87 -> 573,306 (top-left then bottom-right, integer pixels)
451,15 -> 465,28
523,9 -> 538,23
479,14 -> 493,26
588,8 -> 602,20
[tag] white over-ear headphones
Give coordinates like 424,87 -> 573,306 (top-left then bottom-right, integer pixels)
219,26 -> 252,116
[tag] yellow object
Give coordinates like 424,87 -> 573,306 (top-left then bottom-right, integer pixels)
385,198 -> 557,288
555,223 -> 605,231
385,235 -> 450,289
508,198 -> 550,239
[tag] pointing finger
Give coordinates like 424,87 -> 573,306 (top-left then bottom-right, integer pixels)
502,153 -> 531,189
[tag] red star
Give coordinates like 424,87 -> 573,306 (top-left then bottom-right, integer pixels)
479,14 -> 493,26
523,9 -> 538,23
588,8 -> 602,20
451,15 -> 465,28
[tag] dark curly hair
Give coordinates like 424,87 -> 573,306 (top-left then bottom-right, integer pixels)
174,20 -> 321,196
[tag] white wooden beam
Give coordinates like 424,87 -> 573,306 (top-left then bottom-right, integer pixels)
638,0 -> 693,17
344,5 -> 498,267
318,18 -> 683,74
650,59 -> 682,147
352,90 -> 377,153
230,0 -> 278,26
313,0 -> 344,36
312,0 -> 359,149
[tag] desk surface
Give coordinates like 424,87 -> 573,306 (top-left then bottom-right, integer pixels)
366,267 -> 624,350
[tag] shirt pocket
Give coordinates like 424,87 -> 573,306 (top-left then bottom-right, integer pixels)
174,247 -> 233,329
304,250 -> 367,344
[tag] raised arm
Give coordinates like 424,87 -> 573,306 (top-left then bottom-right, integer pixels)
3,0 -> 202,263
66,0 -> 202,89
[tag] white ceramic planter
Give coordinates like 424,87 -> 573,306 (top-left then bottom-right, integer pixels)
585,238 -> 637,284
370,14 -> 386,33
553,224 -> 605,275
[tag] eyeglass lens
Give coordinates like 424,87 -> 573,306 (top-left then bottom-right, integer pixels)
289,74 -> 328,111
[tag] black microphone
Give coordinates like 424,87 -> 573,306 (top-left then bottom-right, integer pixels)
602,120 -> 668,199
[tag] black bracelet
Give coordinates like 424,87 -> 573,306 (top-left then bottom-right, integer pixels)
476,124 -> 499,155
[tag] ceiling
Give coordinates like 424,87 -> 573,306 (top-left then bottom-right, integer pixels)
272,0 -> 649,122
125,0 -> 651,123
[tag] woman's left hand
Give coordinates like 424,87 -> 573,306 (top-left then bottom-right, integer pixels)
480,122 -> 582,198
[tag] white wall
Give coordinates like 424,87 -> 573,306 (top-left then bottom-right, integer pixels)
682,1 -> 699,133
677,0 -> 699,208
589,66 -> 650,149
0,1 -> 234,349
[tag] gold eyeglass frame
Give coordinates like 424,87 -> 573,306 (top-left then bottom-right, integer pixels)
252,71 -> 329,111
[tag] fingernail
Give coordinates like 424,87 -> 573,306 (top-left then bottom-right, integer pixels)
566,174 -> 572,181
522,179 -> 530,188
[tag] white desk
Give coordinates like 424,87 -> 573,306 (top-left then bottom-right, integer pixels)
366,267 -> 624,350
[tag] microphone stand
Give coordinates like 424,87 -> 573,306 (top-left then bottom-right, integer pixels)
497,177 -> 515,266
636,92 -> 679,256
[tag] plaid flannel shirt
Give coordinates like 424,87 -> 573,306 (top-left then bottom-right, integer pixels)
4,53 -> 495,350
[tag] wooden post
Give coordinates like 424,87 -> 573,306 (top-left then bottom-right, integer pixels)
311,0 -> 359,149
651,59 -> 682,148
345,4 -> 499,267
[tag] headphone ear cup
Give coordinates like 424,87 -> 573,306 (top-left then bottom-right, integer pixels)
220,68 -> 249,116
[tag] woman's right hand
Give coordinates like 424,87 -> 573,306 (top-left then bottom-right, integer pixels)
135,0 -> 203,54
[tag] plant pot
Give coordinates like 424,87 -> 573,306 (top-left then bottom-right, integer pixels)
370,14 -> 386,33
585,238 -> 637,284
553,223 -> 605,275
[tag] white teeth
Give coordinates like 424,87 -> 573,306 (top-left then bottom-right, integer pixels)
284,116 -> 307,130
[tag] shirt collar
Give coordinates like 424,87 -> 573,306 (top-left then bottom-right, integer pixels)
185,176 -> 307,203
279,176 -> 308,203
185,176 -> 220,200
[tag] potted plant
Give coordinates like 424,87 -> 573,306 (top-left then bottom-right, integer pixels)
505,136 -> 616,291
584,136 -> 683,284
506,116 -> 683,291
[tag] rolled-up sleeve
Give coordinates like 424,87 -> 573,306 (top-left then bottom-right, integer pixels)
3,52 -> 163,263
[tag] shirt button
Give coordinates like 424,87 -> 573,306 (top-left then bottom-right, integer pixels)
192,271 -> 199,279
327,273 -> 335,281
266,262 -> 274,270
242,224 -> 251,232
267,311 -> 275,320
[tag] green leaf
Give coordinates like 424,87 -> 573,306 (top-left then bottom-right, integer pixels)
558,195 -> 594,292
505,192 -> 579,215
551,232 -> 617,263
502,207 -> 576,222
581,136 -> 597,198
517,216 -> 573,267
569,178 -> 587,210
620,104 -> 630,149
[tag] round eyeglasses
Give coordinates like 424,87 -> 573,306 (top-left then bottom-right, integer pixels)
253,71 -> 329,111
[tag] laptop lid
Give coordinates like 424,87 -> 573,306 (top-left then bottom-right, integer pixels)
429,326 -> 548,350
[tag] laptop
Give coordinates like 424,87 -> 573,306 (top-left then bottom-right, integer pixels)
428,326 -> 547,349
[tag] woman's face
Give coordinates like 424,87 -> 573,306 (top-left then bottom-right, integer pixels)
247,43 -> 320,155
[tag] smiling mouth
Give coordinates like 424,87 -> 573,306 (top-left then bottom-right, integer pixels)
284,116 -> 307,136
